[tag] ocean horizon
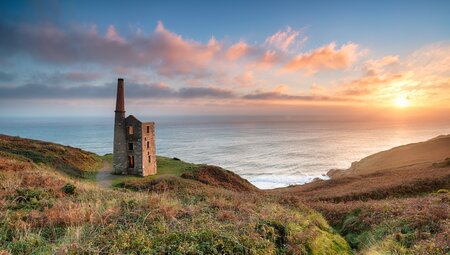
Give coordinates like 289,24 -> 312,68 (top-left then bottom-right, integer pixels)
1,115 -> 449,189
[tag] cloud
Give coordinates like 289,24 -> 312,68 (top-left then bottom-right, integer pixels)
0,82 -> 235,99
284,42 -> 361,74
265,26 -> 305,52
243,85 -> 349,102
24,71 -> 102,85
106,25 -> 125,43
333,42 -> 450,106
234,70 -> 254,87
338,73 -> 407,96
242,91 -> 346,101
364,55 -> 399,75
226,41 -> 249,61
0,71 -> 16,82
62,72 -> 101,82
151,21 -> 221,77
252,50 -> 278,69
178,87 -> 235,98
0,21 -> 221,78
2,18 -> 447,109
407,41 -> 450,76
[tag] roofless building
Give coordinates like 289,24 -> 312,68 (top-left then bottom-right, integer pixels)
113,78 -> 157,176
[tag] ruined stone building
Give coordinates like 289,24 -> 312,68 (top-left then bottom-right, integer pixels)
113,78 -> 157,176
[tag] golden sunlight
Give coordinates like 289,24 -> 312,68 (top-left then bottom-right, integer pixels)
394,95 -> 410,107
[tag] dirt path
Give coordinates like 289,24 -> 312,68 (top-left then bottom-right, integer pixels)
95,160 -> 118,188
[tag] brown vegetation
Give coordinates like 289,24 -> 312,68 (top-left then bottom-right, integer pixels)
0,134 -> 102,177
277,134 -> 450,254
181,165 -> 258,192
0,135 -> 350,254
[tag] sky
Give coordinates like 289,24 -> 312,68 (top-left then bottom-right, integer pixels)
0,0 -> 449,119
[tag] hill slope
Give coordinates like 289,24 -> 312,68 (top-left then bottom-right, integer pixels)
278,135 -> 450,254
0,134 -> 102,178
109,155 -> 258,192
337,134 -> 450,177
0,134 -> 350,254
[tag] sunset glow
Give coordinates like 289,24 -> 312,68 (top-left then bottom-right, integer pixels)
0,1 -> 448,120
394,96 -> 410,108
0,2 -> 450,253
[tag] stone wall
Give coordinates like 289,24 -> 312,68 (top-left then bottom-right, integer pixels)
141,122 -> 157,176
125,116 -> 143,175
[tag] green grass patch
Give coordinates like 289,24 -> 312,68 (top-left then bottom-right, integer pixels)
111,156 -> 198,187
101,153 -> 113,165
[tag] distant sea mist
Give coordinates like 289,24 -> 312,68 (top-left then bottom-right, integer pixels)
1,116 -> 449,189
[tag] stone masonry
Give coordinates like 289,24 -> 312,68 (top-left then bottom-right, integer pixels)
113,78 -> 157,176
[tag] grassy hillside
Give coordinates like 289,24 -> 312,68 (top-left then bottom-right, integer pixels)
0,135 -> 103,178
115,160 -> 258,192
333,134 -> 450,177
0,135 -> 351,254
102,154 -> 197,177
278,135 -> 450,254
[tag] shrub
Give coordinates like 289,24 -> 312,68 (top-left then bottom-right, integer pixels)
5,233 -> 51,254
61,183 -> 76,195
256,220 -> 288,253
153,230 -> 247,254
9,188 -> 53,210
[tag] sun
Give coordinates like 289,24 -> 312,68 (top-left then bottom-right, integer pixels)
394,96 -> 410,108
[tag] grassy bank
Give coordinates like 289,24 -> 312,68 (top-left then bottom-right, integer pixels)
277,135 -> 450,254
0,135 -> 103,179
0,135 -> 351,254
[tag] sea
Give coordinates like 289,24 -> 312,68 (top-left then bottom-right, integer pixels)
1,116 -> 449,189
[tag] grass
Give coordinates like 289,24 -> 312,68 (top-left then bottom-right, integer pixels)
276,157 -> 450,254
311,193 -> 450,254
101,153 -> 113,165
110,155 -> 197,186
0,135 -> 352,254
5,134 -> 447,254
0,134 -> 103,178
111,156 -> 257,192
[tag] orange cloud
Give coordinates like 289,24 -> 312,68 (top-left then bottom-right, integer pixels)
284,42 -> 360,74
226,41 -> 249,61
253,50 -> 278,69
265,26 -> 305,51
154,21 -> 220,76
338,73 -> 407,97
234,70 -> 254,87
364,55 -> 399,75
333,43 -> 450,107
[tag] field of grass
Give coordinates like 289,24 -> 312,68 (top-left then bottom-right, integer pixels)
0,135 -> 351,254
109,155 -> 197,186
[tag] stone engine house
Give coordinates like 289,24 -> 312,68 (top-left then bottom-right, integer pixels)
113,78 -> 157,176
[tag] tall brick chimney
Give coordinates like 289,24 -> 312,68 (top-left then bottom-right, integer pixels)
113,78 -> 127,174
